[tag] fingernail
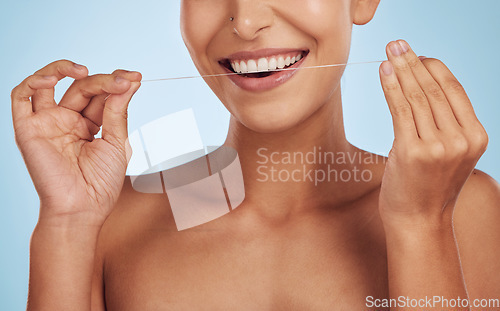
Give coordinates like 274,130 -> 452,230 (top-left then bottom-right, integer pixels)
115,76 -> 127,84
381,61 -> 393,75
390,42 -> 403,56
43,75 -> 55,80
398,40 -> 409,53
73,63 -> 85,70
419,56 -> 427,61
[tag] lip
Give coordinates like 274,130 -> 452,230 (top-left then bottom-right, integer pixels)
219,48 -> 309,92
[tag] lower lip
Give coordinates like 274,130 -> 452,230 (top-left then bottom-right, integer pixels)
221,55 -> 307,92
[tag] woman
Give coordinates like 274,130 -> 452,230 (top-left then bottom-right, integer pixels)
12,0 -> 500,310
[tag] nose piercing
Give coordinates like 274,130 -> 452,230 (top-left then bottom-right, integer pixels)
229,17 -> 234,21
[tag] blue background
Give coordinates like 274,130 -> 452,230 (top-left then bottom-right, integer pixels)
1,1 -> 498,309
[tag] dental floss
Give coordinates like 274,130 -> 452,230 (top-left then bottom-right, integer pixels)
141,60 -> 384,83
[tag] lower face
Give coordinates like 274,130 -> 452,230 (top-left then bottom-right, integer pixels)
180,0 -> 354,133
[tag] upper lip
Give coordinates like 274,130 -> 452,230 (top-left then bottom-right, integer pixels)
220,48 -> 309,62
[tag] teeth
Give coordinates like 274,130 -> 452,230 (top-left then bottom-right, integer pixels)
240,61 -> 247,73
277,57 -> 285,69
257,58 -> 268,72
247,59 -> 258,73
230,52 -> 304,74
268,58 -> 277,71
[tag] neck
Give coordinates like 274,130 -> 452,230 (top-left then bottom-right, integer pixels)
225,87 -> 376,219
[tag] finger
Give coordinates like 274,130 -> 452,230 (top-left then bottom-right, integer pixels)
379,61 -> 418,141
397,41 -> 459,132
32,60 -> 89,111
102,82 -> 141,148
59,74 -> 135,113
81,71 -> 142,126
82,94 -> 108,127
387,41 -> 437,138
11,75 -> 58,123
420,58 -> 480,128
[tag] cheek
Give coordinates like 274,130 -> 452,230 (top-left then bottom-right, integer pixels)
297,0 -> 353,60
180,0 -> 228,67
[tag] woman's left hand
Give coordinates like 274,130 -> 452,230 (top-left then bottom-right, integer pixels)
378,40 -> 488,229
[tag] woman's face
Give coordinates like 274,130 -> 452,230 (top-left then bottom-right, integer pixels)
180,0 -> 376,133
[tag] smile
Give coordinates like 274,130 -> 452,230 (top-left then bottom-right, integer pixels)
218,48 -> 309,92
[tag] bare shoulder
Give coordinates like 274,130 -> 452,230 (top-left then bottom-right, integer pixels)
97,176 -> 176,252
91,177 -> 176,309
454,169 -> 500,225
453,169 -> 500,299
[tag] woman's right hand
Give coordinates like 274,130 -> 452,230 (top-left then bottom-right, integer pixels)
11,60 -> 142,227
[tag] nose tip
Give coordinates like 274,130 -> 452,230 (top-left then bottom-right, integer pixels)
233,20 -> 269,41
231,2 -> 274,41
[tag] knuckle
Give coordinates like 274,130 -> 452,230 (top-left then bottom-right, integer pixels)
80,89 -> 95,99
26,74 -> 38,84
407,57 -> 420,69
34,59 -> 73,75
11,75 -> 33,100
481,132 -> 489,152
395,62 -> 410,72
392,103 -> 412,117
382,82 -> 400,93
112,69 -> 127,75
44,59 -> 72,71
443,79 -> 464,94
449,135 -> 469,155
54,59 -> 73,66
11,85 -> 20,100
425,85 -> 445,100
427,141 -> 446,161
406,90 -> 427,104
104,105 -> 127,120
404,144 -> 425,162
470,127 -> 489,153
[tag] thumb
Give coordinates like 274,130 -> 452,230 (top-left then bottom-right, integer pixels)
101,81 -> 141,147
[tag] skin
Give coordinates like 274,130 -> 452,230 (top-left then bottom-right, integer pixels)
11,0 -> 500,310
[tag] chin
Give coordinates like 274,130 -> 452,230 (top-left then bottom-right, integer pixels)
230,97 -> 321,134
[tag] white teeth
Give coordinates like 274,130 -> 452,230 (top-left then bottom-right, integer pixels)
257,58 -> 269,72
230,52 -> 304,74
240,61 -> 247,73
231,61 -> 241,73
268,57 -> 277,71
247,59 -> 258,73
277,57 -> 285,69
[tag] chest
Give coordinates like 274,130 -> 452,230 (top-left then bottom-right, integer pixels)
103,221 -> 389,310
